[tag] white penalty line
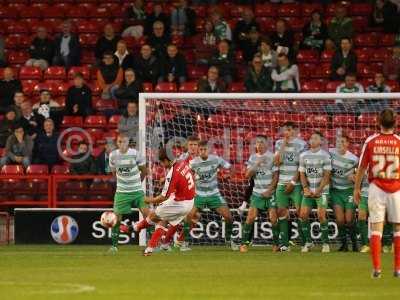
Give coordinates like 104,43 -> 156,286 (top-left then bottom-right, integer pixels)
0,281 -> 95,294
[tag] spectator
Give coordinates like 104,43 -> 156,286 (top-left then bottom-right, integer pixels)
271,53 -> 300,92
367,72 -> 391,93
241,28 -> 261,63
113,69 -> 143,110
70,141 -> 97,175
0,108 -> 17,147
331,37 -> 357,81
26,27 -> 54,70
134,44 -> 161,85
245,55 -> 273,92
148,21 -> 171,58
95,24 -> 120,64
197,66 -> 227,92
118,101 -> 139,146
96,141 -> 115,175
210,10 -> 232,41
335,73 -> 364,104
33,90 -> 61,120
371,0 -> 399,33
209,40 -> 235,83
65,72 -> 92,116
193,19 -> 218,64
383,44 -> 400,81
234,8 -> 259,51
170,0 -> 197,37
145,3 -> 170,36
161,44 -> 187,84
0,124 -> 33,168
19,101 -> 44,139
270,19 -> 294,57
33,118 -> 60,168
0,36 -> 5,67
328,4 -> 353,46
8,91 -> 24,120
122,0 -> 146,39
0,68 -> 22,111
302,10 -> 328,52
53,21 -> 80,67
97,51 -> 123,100
114,40 -> 135,70
257,37 -> 277,69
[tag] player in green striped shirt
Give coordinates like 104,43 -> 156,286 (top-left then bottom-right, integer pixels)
299,131 -> 332,253
274,122 -> 307,251
188,140 -> 238,250
240,135 -> 279,253
108,134 -> 149,253
329,135 -> 359,252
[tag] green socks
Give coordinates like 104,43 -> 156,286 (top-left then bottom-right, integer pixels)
357,220 -> 369,246
242,223 -> 252,245
279,217 -> 289,247
338,224 -> 346,244
320,221 -> 329,244
225,222 -> 233,241
111,221 -> 121,248
300,219 -> 311,245
348,222 -> 357,244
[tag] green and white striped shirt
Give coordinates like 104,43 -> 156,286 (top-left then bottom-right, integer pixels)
275,138 -> 307,185
329,148 -> 358,190
189,155 -> 231,197
109,148 -> 145,193
299,149 -> 332,193
361,176 -> 369,198
247,151 -> 278,197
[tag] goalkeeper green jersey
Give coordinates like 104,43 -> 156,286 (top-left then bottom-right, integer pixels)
190,154 -> 230,197
329,148 -> 358,190
299,149 -> 332,193
247,151 -> 278,197
109,148 -> 145,193
275,137 -> 307,185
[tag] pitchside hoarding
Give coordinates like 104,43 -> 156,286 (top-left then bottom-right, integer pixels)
14,208 -> 339,245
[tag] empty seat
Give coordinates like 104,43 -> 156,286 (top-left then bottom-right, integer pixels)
67,66 -> 90,80
61,116 -> 84,128
142,82 -> 153,92
229,82 -> 245,92
19,66 -> 42,80
84,115 -> 108,128
43,66 -> 66,80
155,82 -> 177,92
179,82 -> 198,92
92,98 -> 117,111
301,80 -> 325,92
26,165 -> 49,175
296,49 -> 319,63
278,3 -> 301,17
255,4 -> 277,17
108,115 -> 121,129
1,165 -> 24,175
8,51 -> 30,65
51,165 -> 70,174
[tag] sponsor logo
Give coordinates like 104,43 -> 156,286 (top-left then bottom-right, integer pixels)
50,215 -> 79,244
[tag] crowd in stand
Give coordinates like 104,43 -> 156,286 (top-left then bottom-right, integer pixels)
0,0 -> 400,172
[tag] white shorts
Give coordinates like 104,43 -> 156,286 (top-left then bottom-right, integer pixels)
368,183 -> 400,223
155,197 -> 194,226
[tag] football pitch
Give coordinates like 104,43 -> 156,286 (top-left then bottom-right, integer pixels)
0,245 -> 399,300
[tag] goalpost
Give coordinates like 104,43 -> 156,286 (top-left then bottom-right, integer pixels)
138,92 -> 400,246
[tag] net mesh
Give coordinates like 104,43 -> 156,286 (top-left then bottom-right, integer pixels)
143,96 -> 397,245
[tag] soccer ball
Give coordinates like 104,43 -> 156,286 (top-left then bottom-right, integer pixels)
100,211 -> 118,228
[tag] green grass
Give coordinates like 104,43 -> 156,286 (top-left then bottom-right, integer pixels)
0,245 -> 399,300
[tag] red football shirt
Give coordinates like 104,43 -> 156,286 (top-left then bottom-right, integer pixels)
161,160 -> 195,201
359,133 -> 400,193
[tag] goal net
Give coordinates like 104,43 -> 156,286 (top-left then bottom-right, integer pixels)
139,92 -> 399,246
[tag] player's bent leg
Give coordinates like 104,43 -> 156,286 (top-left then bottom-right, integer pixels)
268,208 -> 280,251
240,207 -> 258,253
345,208 -> 358,252
216,206 -> 238,251
277,207 -> 290,249
299,204 -> 313,252
358,196 -> 370,252
144,222 -> 168,256
334,205 -> 347,251
318,207 -> 330,253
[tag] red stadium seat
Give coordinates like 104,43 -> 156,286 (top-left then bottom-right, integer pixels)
350,3 -> 373,16
155,82 -> 177,92
357,64 -> 374,78
305,114 -> 329,128
278,3 -> 301,17
309,63 -> 331,79
19,67 -> 42,80
301,3 -> 323,16
257,17 -> 276,33
43,66 -> 66,80
20,6 -> 42,19
387,80 -> 400,92
352,16 -> 369,32
354,48 -> 371,62
5,35 -> 21,49
354,33 -> 377,47
92,98 -> 117,111
1,165 -> 24,175
86,128 -> 104,145
21,80 -> 39,96
81,50 -> 96,65
0,7 -> 18,19
33,81 -> 63,96
7,21 -> 29,34
42,6 -> 65,18
79,34 -> 98,47
229,82 -> 245,92
379,34 -> 396,46
77,21 -> 100,34
301,80 -> 325,92
320,50 -> 334,62
187,65 -> 207,80
68,66 -> 90,80
179,82 -> 198,92
51,165 -> 70,174
108,115 -> 122,129
357,114 -> 377,127
26,165 -> 49,175
61,116 -> 84,128
84,115 -> 108,128
8,51 -> 29,65
326,81 -> 342,92
296,49 -> 319,63
255,4 -> 277,17
89,7 -> 109,18
65,6 -> 88,18
332,115 -> 357,128
142,82 -> 153,92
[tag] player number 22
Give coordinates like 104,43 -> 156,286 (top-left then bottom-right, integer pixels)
372,155 -> 400,179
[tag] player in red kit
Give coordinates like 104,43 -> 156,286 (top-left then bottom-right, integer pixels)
354,108 -> 400,278
133,147 -> 195,256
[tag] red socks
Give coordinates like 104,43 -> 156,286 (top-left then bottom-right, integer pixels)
148,226 -> 167,249
394,232 -> 400,272
370,231 -> 382,272
136,217 -> 152,231
164,225 -> 178,244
